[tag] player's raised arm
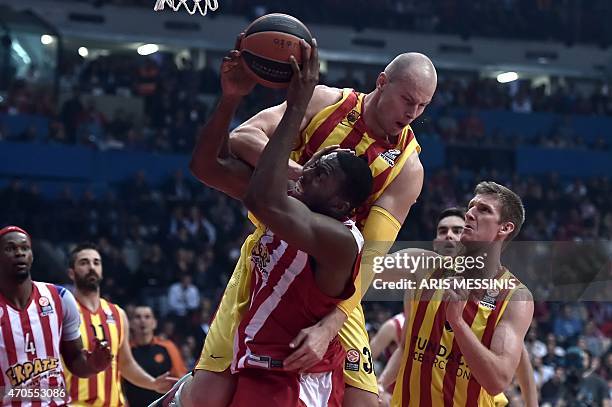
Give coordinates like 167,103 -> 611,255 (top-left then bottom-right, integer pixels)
229,84 -> 342,181
189,35 -> 256,200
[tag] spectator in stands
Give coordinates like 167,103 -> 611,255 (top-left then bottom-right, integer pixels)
125,305 -> 188,406
584,320 -> 609,358
553,304 -> 585,344
60,87 -> 84,143
163,169 -> 193,202
540,366 -> 566,404
575,350 -> 611,406
167,272 -> 200,331
184,205 -> 216,245
189,298 -> 213,356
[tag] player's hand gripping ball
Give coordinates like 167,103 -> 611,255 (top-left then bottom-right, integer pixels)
240,13 -> 314,88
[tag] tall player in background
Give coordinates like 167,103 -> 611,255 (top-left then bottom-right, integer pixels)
63,243 -> 176,406
377,207 -> 538,406
171,32 -> 437,407
0,226 -> 111,406
371,208 -> 466,384
384,182 -> 535,407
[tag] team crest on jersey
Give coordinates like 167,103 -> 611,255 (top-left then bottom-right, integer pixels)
347,110 -> 360,124
251,239 -> 271,277
379,149 -> 401,167
340,110 -> 361,127
38,297 -> 54,316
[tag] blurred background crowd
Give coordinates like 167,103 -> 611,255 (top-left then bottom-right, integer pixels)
0,0 -> 611,405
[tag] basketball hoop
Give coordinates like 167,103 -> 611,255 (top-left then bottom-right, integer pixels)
153,0 -> 219,16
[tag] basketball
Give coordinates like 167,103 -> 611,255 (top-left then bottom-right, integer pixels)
240,13 -> 313,88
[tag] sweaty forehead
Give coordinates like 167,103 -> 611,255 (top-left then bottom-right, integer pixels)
320,152 -> 338,163
469,194 -> 500,210
393,73 -> 435,102
316,152 -> 343,171
1,232 -> 30,246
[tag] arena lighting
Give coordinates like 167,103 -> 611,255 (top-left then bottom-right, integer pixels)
11,41 -> 31,64
40,34 -> 54,45
497,71 -> 519,83
137,43 -> 159,55
78,47 -> 89,58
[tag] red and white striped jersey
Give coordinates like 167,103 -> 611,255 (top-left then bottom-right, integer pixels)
383,313 -> 405,364
232,219 -> 364,373
0,281 -> 81,406
391,313 -> 405,346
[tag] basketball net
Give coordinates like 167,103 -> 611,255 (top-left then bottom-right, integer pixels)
153,0 -> 219,16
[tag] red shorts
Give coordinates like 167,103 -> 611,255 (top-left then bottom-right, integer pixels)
229,366 -> 345,407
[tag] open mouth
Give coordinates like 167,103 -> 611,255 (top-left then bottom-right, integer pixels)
463,225 -> 474,232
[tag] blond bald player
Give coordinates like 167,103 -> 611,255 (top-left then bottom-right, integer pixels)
155,47 -> 437,407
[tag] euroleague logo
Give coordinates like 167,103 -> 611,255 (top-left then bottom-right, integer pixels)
346,349 -> 360,363
38,296 -> 54,317
345,349 -> 360,372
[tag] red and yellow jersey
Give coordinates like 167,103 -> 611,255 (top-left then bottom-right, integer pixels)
392,269 -> 521,407
290,88 -> 420,229
64,298 -> 125,407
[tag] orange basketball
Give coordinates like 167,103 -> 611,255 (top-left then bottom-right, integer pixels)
240,13 -> 313,89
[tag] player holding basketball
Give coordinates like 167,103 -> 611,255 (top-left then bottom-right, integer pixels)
157,30 -> 437,407
383,182 -> 535,406
63,243 -> 176,406
161,38 -> 372,406
0,226 -> 111,406
377,206 -> 538,406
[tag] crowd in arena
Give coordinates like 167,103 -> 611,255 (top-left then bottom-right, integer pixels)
2,53 -> 612,155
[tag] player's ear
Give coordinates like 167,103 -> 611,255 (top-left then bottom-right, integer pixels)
333,199 -> 351,217
376,72 -> 388,90
499,222 -> 515,238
